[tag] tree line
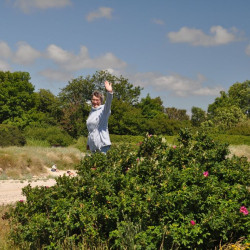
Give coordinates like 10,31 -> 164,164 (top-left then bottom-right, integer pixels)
0,70 -> 249,139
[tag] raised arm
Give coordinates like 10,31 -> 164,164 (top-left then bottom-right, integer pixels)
105,80 -> 113,93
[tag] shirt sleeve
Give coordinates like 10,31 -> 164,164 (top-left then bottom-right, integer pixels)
103,91 -> 113,115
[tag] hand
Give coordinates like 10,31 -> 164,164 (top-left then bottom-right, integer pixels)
104,80 -> 113,93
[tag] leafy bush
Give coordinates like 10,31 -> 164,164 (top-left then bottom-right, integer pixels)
226,120 -> 250,136
5,129 -> 250,249
0,124 -> 26,147
24,126 -> 74,147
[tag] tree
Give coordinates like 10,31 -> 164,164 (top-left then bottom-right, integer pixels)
212,105 -> 247,131
191,106 -> 207,127
58,71 -> 143,137
0,71 -> 36,124
91,70 -> 142,105
228,80 -> 250,117
109,99 -> 144,135
208,80 -> 250,118
165,107 -> 189,121
137,94 -> 164,119
35,89 -> 62,126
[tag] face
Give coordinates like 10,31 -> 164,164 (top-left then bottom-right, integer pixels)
91,95 -> 101,108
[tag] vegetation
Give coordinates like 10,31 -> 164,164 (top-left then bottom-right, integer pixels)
0,70 -> 249,248
3,130 -> 249,249
0,124 -> 26,147
0,146 -> 83,179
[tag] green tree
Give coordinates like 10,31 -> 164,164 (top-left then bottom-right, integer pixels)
58,71 -> 143,137
0,71 -> 36,124
208,80 -> 250,118
91,71 -> 142,105
165,107 -> 189,121
191,106 -> 207,127
109,99 -> 143,135
137,94 -> 164,119
212,105 -> 247,131
228,80 -> 250,117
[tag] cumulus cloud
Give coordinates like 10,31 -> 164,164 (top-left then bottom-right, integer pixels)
13,42 -> 41,64
131,72 -> 222,97
86,7 -> 113,22
246,44 -> 250,56
0,41 -> 12,58
168,26 -> 241,46
46,44 -> 127,71
152,19 -> 165,25
39,69 -> 73,82
10,0 -> 72,13
0,60 -> 11,71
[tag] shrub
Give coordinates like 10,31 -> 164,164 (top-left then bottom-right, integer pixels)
24,126 -> 74,147
0,124 -> 26,147
5,129 -> 250,249
226,119 -> 250,136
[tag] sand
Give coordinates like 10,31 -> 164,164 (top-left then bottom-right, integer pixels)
0,168 -> 76,205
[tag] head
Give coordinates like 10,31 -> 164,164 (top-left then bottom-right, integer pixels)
91,91 -> 103,108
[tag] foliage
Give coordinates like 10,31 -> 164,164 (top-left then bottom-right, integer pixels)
211,105 -> 247,131
165,107 -> 189,121
35,89 -> 62,126
227,80 -> 250,117
191,106 -> 207,127
0,71 -> 37,125
208,80 -> 250,118
209,134 -> 250,146
109,99 -> 144,135
58,70 -> 143,137
226,119 -> 250,136
137,94 -> 164,118
6,129 -> 250,249
24,126 -> 74,147
0,124 -> 26,147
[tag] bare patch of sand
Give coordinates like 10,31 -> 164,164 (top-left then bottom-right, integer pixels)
0,168 -> 77,205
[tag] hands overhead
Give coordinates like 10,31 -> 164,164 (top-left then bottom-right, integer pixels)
104,80 -> 113,93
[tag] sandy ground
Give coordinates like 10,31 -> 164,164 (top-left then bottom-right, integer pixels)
0,168 -> 77,205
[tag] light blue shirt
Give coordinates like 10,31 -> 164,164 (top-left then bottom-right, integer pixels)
86,92 -> 113,152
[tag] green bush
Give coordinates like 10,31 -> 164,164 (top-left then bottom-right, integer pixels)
24,126 -> 74,147
0,124 -> 26,147
5,129 -> 250,249
226,120 -> 250,136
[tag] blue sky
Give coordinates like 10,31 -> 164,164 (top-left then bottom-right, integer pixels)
1,0 -> 250,114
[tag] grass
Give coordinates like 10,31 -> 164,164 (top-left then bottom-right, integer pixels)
0,205 -> 14,250
0,146 -> 84,179
1,134 -> 249,179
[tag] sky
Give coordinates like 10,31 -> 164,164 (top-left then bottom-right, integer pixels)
0,0 -> 250,114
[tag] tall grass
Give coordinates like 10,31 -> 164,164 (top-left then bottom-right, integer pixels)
0,146 -> 84,179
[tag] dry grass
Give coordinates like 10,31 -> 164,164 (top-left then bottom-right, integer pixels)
219,238 -> 250,250
0,146 -> 84,179
229,145 -> 250,161
0,205 -> 14,250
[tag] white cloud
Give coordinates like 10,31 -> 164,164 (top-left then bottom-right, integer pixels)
39,69 -> 73,82
0,41 -> 12,58
86,7 -> 113,22
245,44 -> 250,56
0,60 -> 11,71
168,26 -> 240,46
13,42 -> 41,64
46,44 -> 127,71
131,72 -> 222,97
152,19 -> 165,25
11,0 -> 71,13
